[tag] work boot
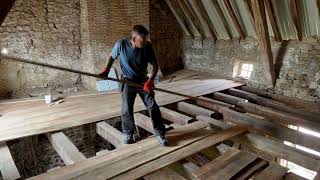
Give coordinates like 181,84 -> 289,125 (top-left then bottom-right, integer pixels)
156,135 -> 168,146
123,134 -> 134,144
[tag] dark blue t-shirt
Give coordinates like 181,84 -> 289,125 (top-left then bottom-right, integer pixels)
111,38 -> 158,83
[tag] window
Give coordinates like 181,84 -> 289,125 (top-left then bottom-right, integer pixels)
240,63 -> 253,79
232,61 -> 254,79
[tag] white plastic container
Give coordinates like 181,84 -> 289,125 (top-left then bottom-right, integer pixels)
45,95 -> 52,104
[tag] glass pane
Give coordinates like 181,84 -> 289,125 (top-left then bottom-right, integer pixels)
249,64 -> 253,71
242,63 -> 249,70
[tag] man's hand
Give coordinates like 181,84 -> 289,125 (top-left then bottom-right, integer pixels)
143,79 -> 154,92
99,67 -> 110,78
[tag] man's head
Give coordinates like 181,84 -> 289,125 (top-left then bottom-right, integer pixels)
131,25 -> 149,48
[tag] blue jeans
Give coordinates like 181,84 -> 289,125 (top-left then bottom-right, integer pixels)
121,83 -> 165,136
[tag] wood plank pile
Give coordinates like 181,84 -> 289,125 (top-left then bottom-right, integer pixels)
0,70 -> 319,179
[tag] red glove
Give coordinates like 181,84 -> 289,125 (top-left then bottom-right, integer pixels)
143,79 -> 154,92
99,67 -> 110,78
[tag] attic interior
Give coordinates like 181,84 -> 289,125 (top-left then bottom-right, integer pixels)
0,0 -> 320,179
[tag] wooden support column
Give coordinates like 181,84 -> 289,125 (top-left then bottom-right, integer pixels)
96,121 -> 124,148
177,102 -> 215,117
47,132 -> 86,165
0,142 -> 20,180
290,0 -> 302,41
160,107 -> 192,125
251,0 -> 276,87
265,0 -> 281,41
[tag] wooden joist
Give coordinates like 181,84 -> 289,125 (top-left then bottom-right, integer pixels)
160,107 -> 193,125
177,102 -> 215,117
290,0 -> 302,41
213,92 -> 320,132
283,173 -> 307,180
0,142 -> 20,180
251,0 -> 276,87
227,88 -> 319,120
164,0 -> 190,36
236,160 -> 268,180
240,86 -> 320,113
144,167 -> 186,180
96,121 -> 124,148
224,0 -> 246,39
47,132 -> 86,165
254,163 -> 288,180
265,0 -> 281,41
196,116 -> 320,172
211,0 -> 233,39
193,148 -> 257,179
30,122 -> 248,180
134,113 -> 172,134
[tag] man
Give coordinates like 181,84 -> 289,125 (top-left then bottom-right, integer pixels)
99,25 -> 168,146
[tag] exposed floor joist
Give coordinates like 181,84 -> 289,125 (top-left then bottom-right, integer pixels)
47,132 -> 86,165
96,121 -> 124,148
0,142 -> 20,180
177,102 -> 215,117
160,107 -> 192,125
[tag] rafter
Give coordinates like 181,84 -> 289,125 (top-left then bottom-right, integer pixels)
170,0 -> 195,38
211,0 -> 233,39
164,0 -> 191,37
224,0 -> 246,39
251,0 -> 276,87
193,0 -> 218,41
290,0 -> 302,41
177,0 -> 206,39
265,0 -> 281,41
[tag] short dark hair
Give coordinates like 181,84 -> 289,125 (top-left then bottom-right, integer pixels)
133,25 -> 149,36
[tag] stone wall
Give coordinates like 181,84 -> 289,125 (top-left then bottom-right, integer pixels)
182,37 -> 320,102
0,0 -> 82,99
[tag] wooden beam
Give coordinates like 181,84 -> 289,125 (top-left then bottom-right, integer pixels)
47,132 -> 86,165
134,113 -> 172,134
224,0 -> 246,39
96,121 -> 124,148
213,92 -> 320,132
160,107 -> 193,125
192,0 -> 218,41
283,173 -> 307,180
251,0 -> 276,87
265,0 -> 282,41
0,142 -> 20,180
177,102 -> 215,117
192,148 -> 256,179
240,86 -> 320,113
164,0 -> 191,36
236,160 -> 268,180
144,167 -> 186,180
211,0 -> 233,39
196,116 -> 320,172
177,0 -> 206,39
254,163 -> 288,180
171,0 -> 195,38
227,88 -> 319,120
111,126 -> 248,180
290,0 -> 302,41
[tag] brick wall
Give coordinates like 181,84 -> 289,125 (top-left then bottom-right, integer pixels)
150,0 -> 184,75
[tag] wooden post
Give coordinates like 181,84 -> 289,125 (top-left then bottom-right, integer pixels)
251,0 -> 276,87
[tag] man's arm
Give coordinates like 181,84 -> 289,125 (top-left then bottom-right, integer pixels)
99,53 -> 115,77
149,61 -> 159,81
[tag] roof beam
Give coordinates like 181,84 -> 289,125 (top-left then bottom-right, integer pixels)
164,0 -> 191,36
177,0 -> 206,39
170,0 -> 195,38
47,132 -> 86,165
251,0 -> 276,87
211,0 -> 233,39
192,0 -> 218,41
0,142 -> 20,180
265,0 -> 282,41
224,0 -> 246,39
290,0 -> 302,41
